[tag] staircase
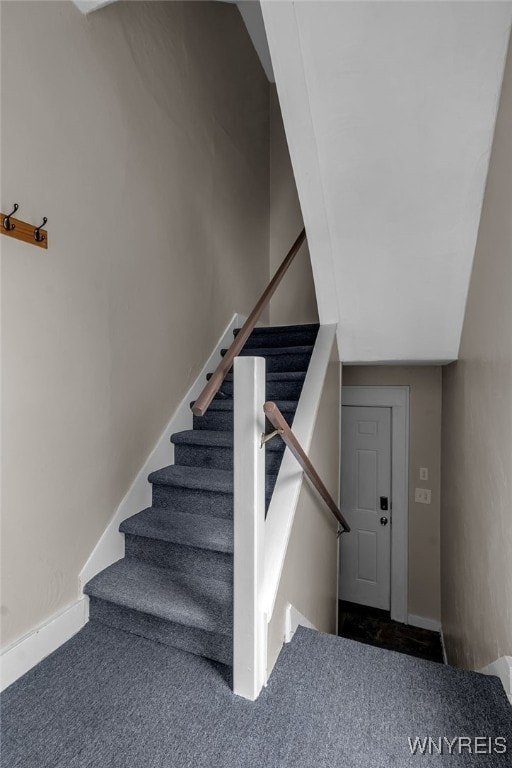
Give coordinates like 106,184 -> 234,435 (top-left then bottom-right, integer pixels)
84,323 -> 319,667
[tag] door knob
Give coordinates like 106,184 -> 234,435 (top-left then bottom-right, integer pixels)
380,516 -> 388,526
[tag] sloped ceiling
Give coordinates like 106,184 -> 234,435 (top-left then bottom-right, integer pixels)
72,0 -> 274,79
72,0 -> 114,13
262,2 -> 512,363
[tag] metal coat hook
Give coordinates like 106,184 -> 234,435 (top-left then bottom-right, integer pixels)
1,204 -> 48,249
34,217 -> 48,243
3,203 -> 19,231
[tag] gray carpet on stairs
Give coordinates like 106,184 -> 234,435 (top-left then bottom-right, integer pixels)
82,324 -> 318,667
2,623 -> 511,768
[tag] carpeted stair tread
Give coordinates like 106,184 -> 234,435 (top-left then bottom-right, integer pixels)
222,345 -> 314,357
120,507 -> 233,554
234,325 -> 319,348
149,464 -> 277,495
171,429 -> 284,452
234,322 -> 319,335
84,559 -> 232,636
211,370 -> 308,383
190,398 -> 297,413
148,464 -> 233,493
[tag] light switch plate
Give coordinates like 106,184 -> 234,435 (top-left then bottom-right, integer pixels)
415,488 -> 431,504
420,467 -> 429,481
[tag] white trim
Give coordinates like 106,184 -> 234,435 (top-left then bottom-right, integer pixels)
261,325 -> 337,619
341,386 -> 409,624
407,614 -> 441,633
233,356 -> 267,700
1,597 -> 89,691
72,0 -> 116,14
237,2 -> 274,83
344,359 -> 454,367
336,361 -> 342,635
480,657 -> 512,706
440,629 -> 448,665
80,313 -> 246,588
284,604 -> 318,643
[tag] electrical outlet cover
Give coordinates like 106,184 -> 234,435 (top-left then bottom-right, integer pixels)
415,488 -> 431,504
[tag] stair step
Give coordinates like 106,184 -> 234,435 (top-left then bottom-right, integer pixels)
210,370 -> 308,400
121,507 -> 233,554
222,345 -> 314,357
171,429 -> 284,450
88,597 -> 232,666
149,464 -> 233,493
209,370 -> 308,383
171,429 -> 284,472
85,558 -> 232,665
221,346 -> 313,373
234,323 -> 319,348
214,376 -> 305,400
85,558 -> 232,636
149,464 -> 278,516
235,322 -> 319,335
124,533 -> 233,582
121,507 -> 233,581
191,398 -> 297,432
191,398 -> 298,413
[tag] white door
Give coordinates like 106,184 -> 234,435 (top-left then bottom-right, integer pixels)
339,406 -> 392,610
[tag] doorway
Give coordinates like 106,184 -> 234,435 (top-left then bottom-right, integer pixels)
340,386 -> 409,624
339,405 -> 392,610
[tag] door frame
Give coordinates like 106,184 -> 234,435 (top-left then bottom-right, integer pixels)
341,386 -> 409,624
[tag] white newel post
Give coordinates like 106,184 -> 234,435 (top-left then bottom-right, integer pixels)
233,356 -> 267,700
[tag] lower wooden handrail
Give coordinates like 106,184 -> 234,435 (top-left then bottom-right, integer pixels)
263,401 -> 351,533
192,229 -> 306,417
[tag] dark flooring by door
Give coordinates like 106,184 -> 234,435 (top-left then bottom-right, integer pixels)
338,600 -> 444,663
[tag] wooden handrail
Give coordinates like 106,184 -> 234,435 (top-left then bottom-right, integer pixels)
263,401 -> 351,533
192,229 -> 307,417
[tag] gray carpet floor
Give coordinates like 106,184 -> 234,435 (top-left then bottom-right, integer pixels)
2,623 -> 511,767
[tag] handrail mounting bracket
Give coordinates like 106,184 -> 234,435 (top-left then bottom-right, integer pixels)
260,428 -> 284,448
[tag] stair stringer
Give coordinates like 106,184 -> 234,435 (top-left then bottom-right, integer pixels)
79,313 -> 246,591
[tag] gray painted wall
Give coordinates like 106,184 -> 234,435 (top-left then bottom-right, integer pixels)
441,34 -> 512,670
1,0 -> 270,647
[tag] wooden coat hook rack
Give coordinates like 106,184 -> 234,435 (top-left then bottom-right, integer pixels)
1,203 -> 48,249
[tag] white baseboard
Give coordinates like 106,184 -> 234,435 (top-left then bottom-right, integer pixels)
480,656 -> 512,706
80,313 -> 246,588
407,613 -> 441,633
1,597 -> 89,691
284,603 -> 318,643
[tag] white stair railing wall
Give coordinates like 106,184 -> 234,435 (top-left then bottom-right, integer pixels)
233,356 -> 267,700
233,325 -> 339,700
